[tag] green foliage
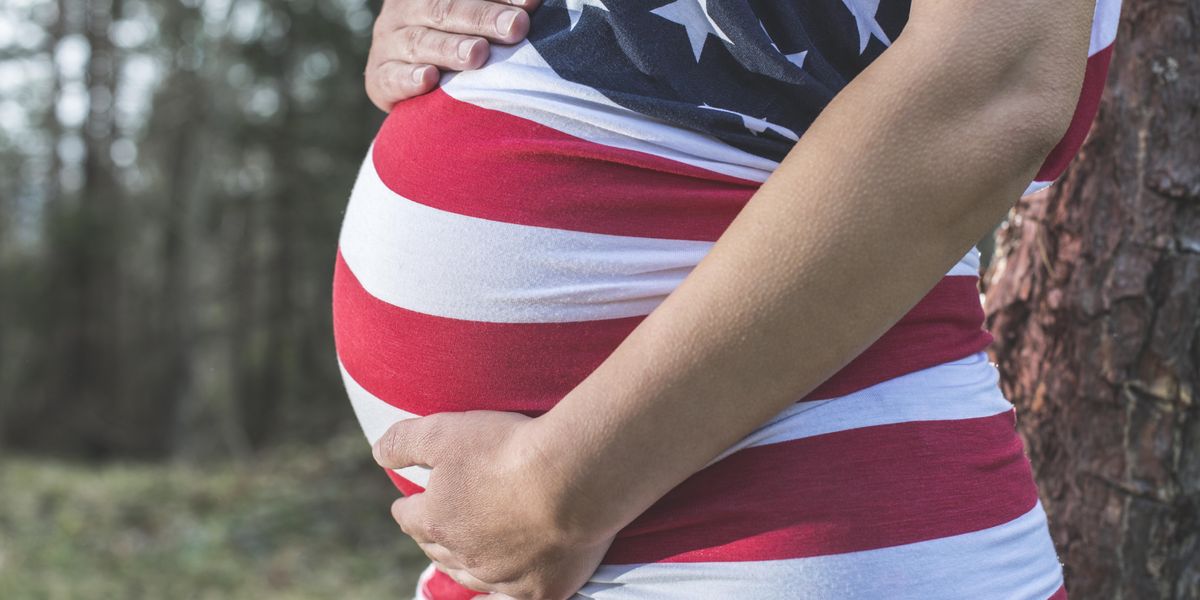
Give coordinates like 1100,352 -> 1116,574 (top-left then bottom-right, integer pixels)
0,430 -> 428,599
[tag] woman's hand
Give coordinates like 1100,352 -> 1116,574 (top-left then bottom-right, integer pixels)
372,410 -> 614,600
366,0 -> 540,112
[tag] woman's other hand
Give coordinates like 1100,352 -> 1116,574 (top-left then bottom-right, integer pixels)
372,410 -> 614,600
366,0 -> 540,112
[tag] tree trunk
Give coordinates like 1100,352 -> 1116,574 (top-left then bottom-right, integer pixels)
982,2 -> 1199,598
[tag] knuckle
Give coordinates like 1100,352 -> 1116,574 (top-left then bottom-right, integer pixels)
378,71 -> 406,102
400,27 -> 425,61
470,3 -> 495,33
421,515 -> 444,540
421,413 -> 455,445
426,0 -> 454,27
372,11 -> 396,38
415,424 -> 440,454
378,424 -> 406,463
440,34 -> 462,59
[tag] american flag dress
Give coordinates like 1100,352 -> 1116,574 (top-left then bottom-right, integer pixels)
332,1 -> 1122,598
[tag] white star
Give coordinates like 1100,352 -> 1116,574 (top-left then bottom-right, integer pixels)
651,0 -> 734,62
840,0 -> 892,54
699,104 -> 799,141
758,21 -> 807,69
564,0 -> 609,31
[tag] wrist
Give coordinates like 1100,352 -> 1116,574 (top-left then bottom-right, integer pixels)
512,413 -> 628,547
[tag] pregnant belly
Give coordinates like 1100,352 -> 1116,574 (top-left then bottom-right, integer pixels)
333,92 -> 752,418
333,89 -> 994,489
332,91 -> 1053,599
333,91 -> 760,489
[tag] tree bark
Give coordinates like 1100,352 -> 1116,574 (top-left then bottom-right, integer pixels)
982,2 -> 1199,598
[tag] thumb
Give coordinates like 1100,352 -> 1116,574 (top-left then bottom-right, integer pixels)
373,413 -> 454,469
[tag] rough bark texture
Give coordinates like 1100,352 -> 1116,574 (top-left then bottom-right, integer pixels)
982,2 -> 1199,598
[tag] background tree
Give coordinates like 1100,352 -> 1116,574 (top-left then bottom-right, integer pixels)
983,1 -> 1199,597
0,0 -> 380,458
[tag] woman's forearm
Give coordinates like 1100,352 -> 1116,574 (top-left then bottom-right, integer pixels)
525,1 -> 1097,542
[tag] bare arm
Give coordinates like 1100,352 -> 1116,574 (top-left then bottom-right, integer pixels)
525,0 -> 1097,540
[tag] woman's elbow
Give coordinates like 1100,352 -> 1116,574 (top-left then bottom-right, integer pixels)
908,0 -> 1098,156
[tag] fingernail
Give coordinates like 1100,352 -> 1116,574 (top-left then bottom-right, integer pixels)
457,38 -> 478,62
496,10 -> 519,36
411,65 -> 430,84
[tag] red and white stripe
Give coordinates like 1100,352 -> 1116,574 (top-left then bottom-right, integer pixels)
334,135 -> 994,420
382,352 -> 1063,599
341,346 -> 1014,497
576,501 -> 1065,599
333,2 -> 1121,597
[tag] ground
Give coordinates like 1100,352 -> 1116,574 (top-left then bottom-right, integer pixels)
0,429 -> 428,599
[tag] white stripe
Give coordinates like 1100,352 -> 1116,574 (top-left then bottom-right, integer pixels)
949,245 -> 981,276
1090,0 -> 1121,56
340,350 -> 1008,489
339,359 -> 432,487
340,150 -> 712,322
1023,180 -> 1053,197
706,350 -> 1013,466
574,501 -> 1064,600
341,148 -> 979,323
440,42 -> 778,184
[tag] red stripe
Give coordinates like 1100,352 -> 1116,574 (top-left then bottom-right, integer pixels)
1033,43 -> 1115,183
604,410 -> 1039,564
385,468 -> 425,496
804,274 -> 993,400
334,250 -> 641,417
422,568 -> 485,600
334,251 -> 991,418
1048,583 -> 1069,600
372,88 -> 760,242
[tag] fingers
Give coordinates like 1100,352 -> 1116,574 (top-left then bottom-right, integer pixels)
380,25 -> 491,71
391,494 -> 435,543
365,61 -> 440,112
373,413 -> 451,469
388,0 -> 538,44
366,0 -> 540,110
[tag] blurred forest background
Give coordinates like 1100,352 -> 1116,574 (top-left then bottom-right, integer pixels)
0,0 -> 381,459
0,0 -> 433,596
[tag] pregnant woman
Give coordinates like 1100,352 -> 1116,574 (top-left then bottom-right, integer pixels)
333,0 -> 1121,598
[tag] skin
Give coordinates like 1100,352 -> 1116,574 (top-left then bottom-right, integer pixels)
366,1 -> 1098,598
364,0 -> 541,112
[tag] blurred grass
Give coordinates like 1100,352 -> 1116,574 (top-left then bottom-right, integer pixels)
0,429 -> 428,599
